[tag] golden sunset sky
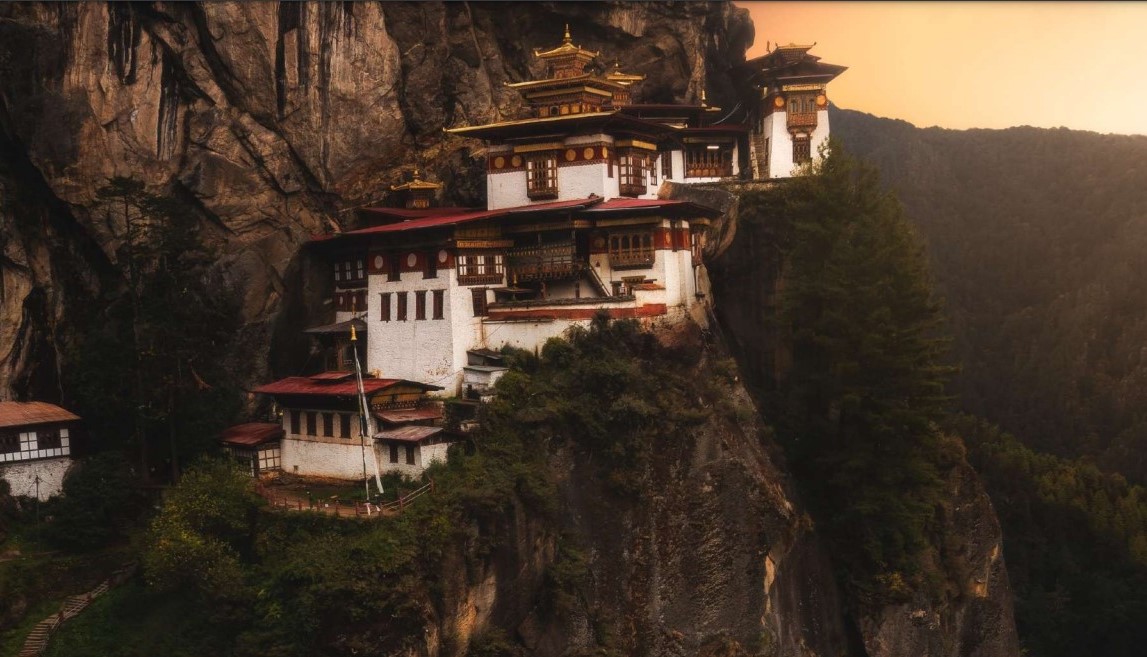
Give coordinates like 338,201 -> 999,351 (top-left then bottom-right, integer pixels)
739,2 -> 1147,136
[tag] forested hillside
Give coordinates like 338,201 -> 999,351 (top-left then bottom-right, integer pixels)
832,108 -> 1147,482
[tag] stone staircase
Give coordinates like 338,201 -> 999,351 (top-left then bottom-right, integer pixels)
17,565 -> 134,657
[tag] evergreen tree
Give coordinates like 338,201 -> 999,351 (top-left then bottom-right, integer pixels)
753,142 -> 953,601
67,178 -> 241,482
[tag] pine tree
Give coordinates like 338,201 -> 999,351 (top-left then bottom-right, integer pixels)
757,142 -> 954,601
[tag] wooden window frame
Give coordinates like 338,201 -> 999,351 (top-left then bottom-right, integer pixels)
405,444 -> 416,465
389,443 -> 399,464
388,255 -> 401,282
793,134 -> 812,164
322,413 -> 334,437
608,230 -> 655,269
525,152 -> 559,199
339,413 -> 351,438
290,410 -> 301,435
457,253 -> 504,285
472,288 -> 489,317
306,412 -> 317,436
396,291 -> 408,321
424,251 -> 437,279
661,151 -> 673,179
415,290 -> 427,320
0,430 -> 18,454
433,289 -> 445,320
618,150 -> 648,197
379,292 -> 391,321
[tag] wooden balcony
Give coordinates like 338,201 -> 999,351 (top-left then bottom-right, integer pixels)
684,164 -> 733,178
526,185 -> 559,200
610,251 -> 655,269
619,182 -> 647,197
457,273 -> 504,286
787,111 -> 818,129
508,242 -> 582,281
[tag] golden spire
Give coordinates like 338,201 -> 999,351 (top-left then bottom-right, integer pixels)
700,89 -> 708,107
350,323 -> 358,342
563,24 -> 571,44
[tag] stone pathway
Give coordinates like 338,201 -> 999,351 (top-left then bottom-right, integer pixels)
17,564 -> 135,657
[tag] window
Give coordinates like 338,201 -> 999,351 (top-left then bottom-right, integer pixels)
661,152 -> 673,179
608,231 -> 655,268
526,153 -> 558,199
397,292 -> 408,321
334,259 -> 365,287
388,255 -> 401,282
379,292 -> 391,321
457,253 -> 504,285
405,444 -> 416,465
306,412 -> 317,436
472,288 -> 488,317
258,445 -> 281,472
793,135 -> 811,164
389,443 -> 399,464
0,431 -> 17,454
618,151 -> 647,196
322,413 -> 334,437
415,291 -> 426,320
290,410 -> 301,435
684,145 -> 733,178
37,428 -> 61,450
340,413 -> 351,438
786,95 -> 818,129
433,290 -> 445,320
424,251 -> 437,279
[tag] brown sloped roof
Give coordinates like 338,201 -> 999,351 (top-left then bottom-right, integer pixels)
220,423 -> 284,447
0,401 -> 80,429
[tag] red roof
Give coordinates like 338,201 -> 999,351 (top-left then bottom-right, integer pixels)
253,375 -> 441,397
375,407 -> 443,424
375,425 -> 443,443
341,197 -> 605,237
221,423 -> 284,447
0,401 -> 80,429
358,206 -> 473,225
580,198 -> 717,217
307,371 -> 355,381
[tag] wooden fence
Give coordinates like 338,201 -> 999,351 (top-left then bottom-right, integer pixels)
256,480 -> 434,519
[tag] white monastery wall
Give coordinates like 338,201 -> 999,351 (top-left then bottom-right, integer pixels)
283,436 -> 372,479
765,112 -> 794,179
811,108 -> 831,163
0,456 -> 74,500
365,269 -> 457,389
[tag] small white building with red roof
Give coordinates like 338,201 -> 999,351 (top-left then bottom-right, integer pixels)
0,401 -> 81,500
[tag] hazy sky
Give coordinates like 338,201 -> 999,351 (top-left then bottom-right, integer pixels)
739,2 -> 1147,136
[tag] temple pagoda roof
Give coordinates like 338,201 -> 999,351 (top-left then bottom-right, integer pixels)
445,110 -> 673,141
389,169 -> 441,192
745,43 -> 847,85
533,24 -> 600,61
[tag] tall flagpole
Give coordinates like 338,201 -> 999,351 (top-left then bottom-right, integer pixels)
350,322 -> 384,499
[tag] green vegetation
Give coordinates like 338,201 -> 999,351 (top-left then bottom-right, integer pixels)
954,415 -> 1147,657
833,108 -> 1147,483
67,177 -> 242,483
37,318 -> 725,656
741,143 -> 955,603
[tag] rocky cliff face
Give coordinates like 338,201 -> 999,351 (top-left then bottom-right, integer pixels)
700,186 -> 1020,657
0,0 -> 753,399
0,3 -> 1019,656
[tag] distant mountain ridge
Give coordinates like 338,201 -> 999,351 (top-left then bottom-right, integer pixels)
832,106 -> 1147,480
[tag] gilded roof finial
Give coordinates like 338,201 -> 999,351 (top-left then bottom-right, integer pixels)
563,24 -> 571,44
412,166 -> 421,181
700,89 -> 708,107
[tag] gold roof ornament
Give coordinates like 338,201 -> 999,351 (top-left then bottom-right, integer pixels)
533,25 -> 600,61
605,59 -> 645,86
699,89 -> 721,112
390,167 -> 442,192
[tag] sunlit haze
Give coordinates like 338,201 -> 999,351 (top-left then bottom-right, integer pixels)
739,2 -> 1147,136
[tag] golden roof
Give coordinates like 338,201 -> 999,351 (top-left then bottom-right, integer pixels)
445,110 -> 619,135
605,60 -> 645,86
533,24 -> 600,60
390,169 -> 441,192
